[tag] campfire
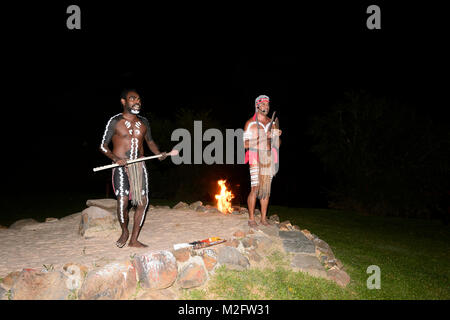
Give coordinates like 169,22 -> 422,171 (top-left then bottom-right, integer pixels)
215,180 -> 234,214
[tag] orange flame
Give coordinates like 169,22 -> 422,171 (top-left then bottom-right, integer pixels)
215,180 -> 234,214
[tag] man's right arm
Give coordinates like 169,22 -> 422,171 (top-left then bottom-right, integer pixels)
243,120 -> 251,149
99,115 -> 122,164
243,120 -> 258,149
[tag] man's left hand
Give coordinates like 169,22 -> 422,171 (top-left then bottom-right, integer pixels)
272,129 -> 282,137
158,152 -> 167,161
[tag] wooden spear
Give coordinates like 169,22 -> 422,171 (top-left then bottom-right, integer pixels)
92,149 -> 179,172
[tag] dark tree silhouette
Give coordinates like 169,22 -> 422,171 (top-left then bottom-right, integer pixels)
307,91 -> 449,220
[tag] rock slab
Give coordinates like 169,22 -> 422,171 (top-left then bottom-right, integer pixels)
132,251 -> 178,289
78,206 -> 119,237
177,257 -> 208,289
188,201 -> 203,210
0,286 -> 6,300
279,231 -> 315,254
10,269 -> 71,300
314,238 -> 336,260
291,254 -> 327,279
1,271 -> 21,290
78,261 -> 137,300
136,287 -> 179,300
200,249 -> 218,271
217,246 -> 249,270
8,219 -> 40,230
258,224 -> 280,237
172,248 -> 192,263
173,202 -> 189,210
327,267 -> 351,287
85,199 -> 117,212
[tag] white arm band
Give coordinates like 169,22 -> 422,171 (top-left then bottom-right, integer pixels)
243,131 -> 253,141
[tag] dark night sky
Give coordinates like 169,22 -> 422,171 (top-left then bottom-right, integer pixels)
2,2 -> 448,209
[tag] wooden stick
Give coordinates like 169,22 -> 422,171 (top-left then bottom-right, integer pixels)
267,111 -> 276,132
93,149 -> 179,172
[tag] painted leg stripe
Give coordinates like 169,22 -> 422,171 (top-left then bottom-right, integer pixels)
119,167 -> 125,223
140,165 -> 149,227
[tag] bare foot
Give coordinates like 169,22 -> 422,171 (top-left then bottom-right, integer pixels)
260,219 -> 270,226
128,240 -> 148,248
116,230 -> 129,248
248,220 -> 258,228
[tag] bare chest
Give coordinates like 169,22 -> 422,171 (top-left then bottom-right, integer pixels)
115,119 -> 146,139
248,119 -> 272,135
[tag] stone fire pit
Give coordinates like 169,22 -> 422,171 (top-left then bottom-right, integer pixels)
0,200 -> 350,300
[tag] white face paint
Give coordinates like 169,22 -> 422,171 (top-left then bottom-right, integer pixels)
131,109 -> 140,114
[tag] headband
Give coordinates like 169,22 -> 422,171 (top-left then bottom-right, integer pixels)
255,95 -> 270,107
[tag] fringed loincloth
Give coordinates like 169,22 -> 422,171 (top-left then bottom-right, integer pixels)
257,149 -> 274,200
112,162 -> 149,206
248,148 -> 276,200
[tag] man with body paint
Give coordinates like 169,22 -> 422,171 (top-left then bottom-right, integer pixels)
243,95 -> 282,228
100,89 -> 167,248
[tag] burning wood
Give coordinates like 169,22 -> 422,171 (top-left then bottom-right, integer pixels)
215,180 -> 234,214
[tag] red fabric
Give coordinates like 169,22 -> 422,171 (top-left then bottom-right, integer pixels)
256,98 -> 269,105
244,148 -> 278,165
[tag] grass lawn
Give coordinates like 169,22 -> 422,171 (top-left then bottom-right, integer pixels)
184,206 -> 450,300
